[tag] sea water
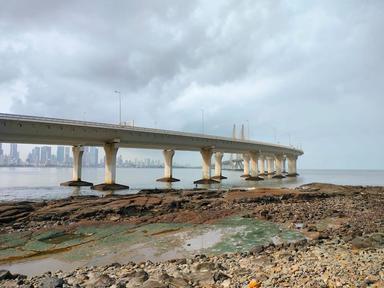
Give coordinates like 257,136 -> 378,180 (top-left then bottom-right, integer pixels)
0,167 -> 383,201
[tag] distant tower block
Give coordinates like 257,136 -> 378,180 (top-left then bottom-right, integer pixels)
232,124 -> 237,140
240,124 -> 245,140
230,124 -> 236,166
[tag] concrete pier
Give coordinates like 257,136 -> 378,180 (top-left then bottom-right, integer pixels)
194,148 -> 219,184
246,152 -> 264,181
266,156 -> 274,175
241,153 -> 250,177
60,146 -> 93,187
259,155 -> 266,176
287,155 -> 299,177
212,152 -> 227,180
282,158 -> 287,174
157,149 -> 180,182
272,154 -> 286,179
91,140 -> 129,191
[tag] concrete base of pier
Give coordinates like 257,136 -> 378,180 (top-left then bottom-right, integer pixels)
91,183 -> 129,191
287,173 -> 299,177
272,174 -> 286,179
193,178 -> 220,184
60,180 -> 93,187
245,176 -> 264,181
212,175 -> 227,180
156,177 -> 180,182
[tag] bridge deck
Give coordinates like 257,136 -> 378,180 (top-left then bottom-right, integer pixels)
0,113 -> 303,156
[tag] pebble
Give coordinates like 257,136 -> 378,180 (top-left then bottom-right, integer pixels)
8,238 -> 378,288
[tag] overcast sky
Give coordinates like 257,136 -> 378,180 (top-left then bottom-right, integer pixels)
1,0 -> 383,169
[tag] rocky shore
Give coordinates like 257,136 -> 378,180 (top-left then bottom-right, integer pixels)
0,183 -> 383,287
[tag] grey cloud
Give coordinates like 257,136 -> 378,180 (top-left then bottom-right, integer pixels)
0,0 -> 384,168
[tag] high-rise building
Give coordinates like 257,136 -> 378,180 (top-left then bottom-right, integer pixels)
57,146 -> 65,164
10,144 -> 19,160
89,147 -> 99,167
8,143 -> 20,165
31,147 -> 41,165
82,146 -> 89,166
0,143 -> 3,165
118,154 -> 123,167
64,147 -> 71,165
40,146 -> 52,165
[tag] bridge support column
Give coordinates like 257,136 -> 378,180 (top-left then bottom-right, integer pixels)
282,157 -> 287,173
266,157 -> 274,175
273,154 -> 286,179
241,153 -> 250,177
91,141 -> 129,191
157,149 -> 180,182
259,155 -> 266,175
246,152 -> 264,181
194,148 -> 219,184
287,155 -> 299,177
212,152 -> 227,180
61,146 -> 93,187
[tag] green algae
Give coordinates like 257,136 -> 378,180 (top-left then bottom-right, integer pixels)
0,231 -> 31,249
47,223 -> 192,263
0,216 -> 305,274
208,216 -> 304,254
0,247 -> 37,259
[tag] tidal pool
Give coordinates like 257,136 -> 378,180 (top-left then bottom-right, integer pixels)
0,216 -> 304,276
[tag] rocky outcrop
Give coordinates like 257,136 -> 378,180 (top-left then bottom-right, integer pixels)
0,183 -> 384,287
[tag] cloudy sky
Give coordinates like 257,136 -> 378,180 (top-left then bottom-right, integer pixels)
0,0 -> 383,169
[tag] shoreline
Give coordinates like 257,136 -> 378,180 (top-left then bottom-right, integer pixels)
0,183 -> 383,287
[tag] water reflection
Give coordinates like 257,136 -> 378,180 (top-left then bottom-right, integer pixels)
102,190 -> 115,196
71,187 -> 81,197
164,182 -> 172,190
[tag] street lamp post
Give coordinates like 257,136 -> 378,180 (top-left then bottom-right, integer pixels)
201,109 -> 205,134
114,90 -> 121,125
273,128 -> 277,143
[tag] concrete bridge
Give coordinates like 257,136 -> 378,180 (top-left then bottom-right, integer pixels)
0,113 -> 303,190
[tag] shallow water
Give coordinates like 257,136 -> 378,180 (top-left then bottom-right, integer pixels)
0,216 -> 304,276
0,167 -> 383,201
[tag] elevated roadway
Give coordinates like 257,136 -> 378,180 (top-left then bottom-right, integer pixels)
0,113 -> 303,189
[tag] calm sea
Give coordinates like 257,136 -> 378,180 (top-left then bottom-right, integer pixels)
0,167 -> 383,202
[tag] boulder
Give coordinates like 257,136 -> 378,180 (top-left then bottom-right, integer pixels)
93,274 -> 115,288
0,270 -> 14,281
351,237 -> 372,249
38,276 -> 65,288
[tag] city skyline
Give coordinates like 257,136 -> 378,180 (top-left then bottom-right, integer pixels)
0,142 -> 190,168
